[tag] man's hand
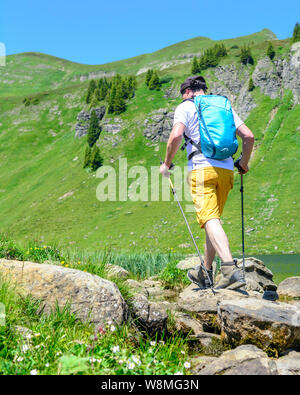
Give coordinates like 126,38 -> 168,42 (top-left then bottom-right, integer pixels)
239,158 -> 249,174
234,156 -> 249,174
160,162 -> 170,178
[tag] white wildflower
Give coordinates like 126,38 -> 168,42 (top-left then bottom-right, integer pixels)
184,361 -> 191,369
132,356 -> 141,366
150,341 -> 156,346
30,369 -> 38,375
174,371 -> 183,375
45,363 -> 49,368
112,345 -> 120,353
21,344 -> 29,353
127,362 -> 135,370
110,325 -> 116,332
16,356 -> 24,362
181,350 -> 185,355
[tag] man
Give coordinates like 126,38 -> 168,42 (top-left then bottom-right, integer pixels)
160,76 -> 254,290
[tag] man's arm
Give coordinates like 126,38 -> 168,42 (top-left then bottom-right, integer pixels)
236,124 -> 255,174
160,122 -> 185,176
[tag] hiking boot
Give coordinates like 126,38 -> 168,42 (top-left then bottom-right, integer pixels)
215,260 -> 246,290
187,265 -> 213,289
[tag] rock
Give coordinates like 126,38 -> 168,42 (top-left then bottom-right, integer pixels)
218,298 -> 300,353
101,118 -> 123,134
124,279 -> 148,297
178,285 -> 260,314
174,312 -> 204,336
176,256 -> 201,270
130,294 -> 168,337
143,108 -> 174,142
198,344 -> 278,375
235,257 -> 277,293
194,332 -> 222,349
190,356 -> 218,374
164,82 -> 180,99
178,286 -> 261,333
210,64 -> 256,119
252,57 -> 282,99
277,277 -> 300,298
104,264 -> 130,280
142,279 -> 163,288
75,106 -> 106,138
0,259 -> 128,326
275,350 -> 300,375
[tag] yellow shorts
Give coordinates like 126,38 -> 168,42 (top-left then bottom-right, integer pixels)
189,167 -> 234,228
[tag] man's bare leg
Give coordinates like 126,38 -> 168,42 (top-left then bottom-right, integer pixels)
204,218 -> 233,263
204,233 -> 216,270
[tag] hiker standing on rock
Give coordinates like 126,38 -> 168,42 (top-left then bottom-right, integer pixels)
160,76 -> 254,290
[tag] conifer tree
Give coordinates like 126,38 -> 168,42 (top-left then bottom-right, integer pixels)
113,85 -> 126,114
107,85 -> 117,114
87,110 -> 101,147
90,145 -> 103,171
148,71 -> 161,91
240,45 -> 254,65
248,77 -> 255,92
191,57 -> 200,74
83,146 -> 92,168
292,22 -> 300,43
267,42 -> 275,60
86,80 -> 97,104
145,69 -> 153,86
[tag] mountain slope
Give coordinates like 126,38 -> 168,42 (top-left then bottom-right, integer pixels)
0,28 -> 299,255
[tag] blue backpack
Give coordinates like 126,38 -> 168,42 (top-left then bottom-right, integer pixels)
181,95 -> 238,160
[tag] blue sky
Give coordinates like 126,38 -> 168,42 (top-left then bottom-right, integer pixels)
1,0 -> 299,65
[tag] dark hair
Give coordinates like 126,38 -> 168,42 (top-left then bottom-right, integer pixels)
180,76 -> 207,95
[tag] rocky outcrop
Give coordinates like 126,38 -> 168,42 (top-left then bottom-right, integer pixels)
143,108 -> 174,142
218,298 -> 300,352
252,57 -> 282,99
210,64 -> 256,120
250,43 -> 300,103
197,345 -> 278,375
0,259 -> 128,326
75,106 -> 106,138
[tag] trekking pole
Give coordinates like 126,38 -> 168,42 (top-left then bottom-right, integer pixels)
240,174 -> 246,280
161,161 -> 215,293
234,157 -> 246,280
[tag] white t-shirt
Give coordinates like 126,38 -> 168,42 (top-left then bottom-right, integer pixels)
173,97 -> 244,171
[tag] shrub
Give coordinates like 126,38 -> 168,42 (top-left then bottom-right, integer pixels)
267,42 -> 275,60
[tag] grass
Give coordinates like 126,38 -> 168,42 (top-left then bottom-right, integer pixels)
0,277 -> 193,375
0,232 -> 298,374
0,28 -> 299,256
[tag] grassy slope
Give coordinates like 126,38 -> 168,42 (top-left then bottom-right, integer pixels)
0,29 -> 299,256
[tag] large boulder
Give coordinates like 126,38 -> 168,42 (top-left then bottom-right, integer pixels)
277,277 -> 300,298
235,257 -> 277,293
178,285 -> 260,314
218,298 -> 300,353
177,286 -> 261,332
0,259 -> 128,326
197,344 -> 278,375
129,294 -> 168,337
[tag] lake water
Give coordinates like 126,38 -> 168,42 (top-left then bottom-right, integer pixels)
241,254 -> 300,284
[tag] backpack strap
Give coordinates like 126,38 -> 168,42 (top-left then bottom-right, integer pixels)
180,98 -> 202,160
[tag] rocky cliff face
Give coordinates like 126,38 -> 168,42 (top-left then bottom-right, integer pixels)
143,43 -> 300,141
